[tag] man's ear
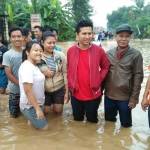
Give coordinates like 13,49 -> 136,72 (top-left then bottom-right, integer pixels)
76,33 -> 78,41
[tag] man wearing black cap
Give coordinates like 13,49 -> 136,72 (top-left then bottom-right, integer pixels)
104,24 -> 143,127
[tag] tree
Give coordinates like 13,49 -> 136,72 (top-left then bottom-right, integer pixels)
5,0 -> 31,28
31,0 -> 38,13
107,0 -> 150,38
134,0 -> 145,10
30,0 -> 75,40
0,0 -> 7,40
0,0 -> 94,41
107,7 -> 130,32
71,0 -> 93,23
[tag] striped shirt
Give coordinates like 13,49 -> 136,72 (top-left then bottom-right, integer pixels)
42,51 -> 63,73
43,55 -> 56,72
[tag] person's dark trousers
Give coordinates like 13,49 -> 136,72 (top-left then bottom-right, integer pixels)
104,96 -> 132,128
71,96 -> 101,123
148,106 -> 150,128
9,93 -> 20,118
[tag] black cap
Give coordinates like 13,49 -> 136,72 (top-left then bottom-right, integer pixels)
116,24 -> 133,34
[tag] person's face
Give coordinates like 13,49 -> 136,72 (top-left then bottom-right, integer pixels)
43,36 -> 56,53
23,33 -> 32,46
10,30 -> 23,49
34,28 -> 42,39
115,32 -> 131,48
27,43 -> 43,64
27,32 -> 32,42
76,27 -> 93,48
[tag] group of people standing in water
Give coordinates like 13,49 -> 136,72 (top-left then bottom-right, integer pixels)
1,19 -> 150,130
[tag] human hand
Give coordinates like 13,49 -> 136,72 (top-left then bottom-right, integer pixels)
141,99 -> 149,111
36,107 -> 45,119
141,90 -> 150,111
64,92 -> 70,104
42,70 -> 55,78
128,98 -> 137,109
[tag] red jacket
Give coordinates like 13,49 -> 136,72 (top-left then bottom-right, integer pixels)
67,44 -> 110,97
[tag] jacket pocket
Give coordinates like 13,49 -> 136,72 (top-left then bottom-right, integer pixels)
118,78 -> 130,94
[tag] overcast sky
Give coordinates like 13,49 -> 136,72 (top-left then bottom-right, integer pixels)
90,0 -> 134,27
61,0 -> 150,28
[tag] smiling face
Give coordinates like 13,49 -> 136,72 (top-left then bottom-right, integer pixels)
27,43 -> 43,64
115,32 -> 131,49
34,28 -> 42,39
76,27 -> 93,49
43,36 -> 56,54
10,30 -> 23,50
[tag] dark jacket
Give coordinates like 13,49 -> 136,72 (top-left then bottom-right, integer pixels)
0,44 -> 8,65
104,46 -> 143,104
67,44 -> 110,98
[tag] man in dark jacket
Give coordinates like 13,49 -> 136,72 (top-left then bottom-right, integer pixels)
104,24 -> 143,127
67,19 -> 110,123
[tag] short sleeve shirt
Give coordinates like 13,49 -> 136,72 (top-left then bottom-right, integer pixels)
2,48 -> 22,93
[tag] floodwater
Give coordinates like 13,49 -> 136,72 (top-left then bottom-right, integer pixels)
0,40 -> 150,150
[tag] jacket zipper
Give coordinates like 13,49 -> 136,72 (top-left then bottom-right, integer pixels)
72,51 -> 79,94
89,49 -> 92,93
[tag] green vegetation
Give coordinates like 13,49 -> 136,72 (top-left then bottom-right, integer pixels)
71,0 -> 93,23
2,0 -> 149,40
107,0 -> 150,38
0,0 -> 92,41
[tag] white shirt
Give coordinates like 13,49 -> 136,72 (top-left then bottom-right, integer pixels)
19,60 -> 45,110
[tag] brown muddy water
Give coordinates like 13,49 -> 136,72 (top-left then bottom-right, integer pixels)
0,40 -> 150,150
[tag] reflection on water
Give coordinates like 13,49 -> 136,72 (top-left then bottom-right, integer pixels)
0,40 -> 150,150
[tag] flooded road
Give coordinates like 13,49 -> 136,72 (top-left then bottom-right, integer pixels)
0,40 -> 150,150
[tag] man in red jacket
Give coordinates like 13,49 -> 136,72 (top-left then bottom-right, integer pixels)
67,19 -> 110,123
